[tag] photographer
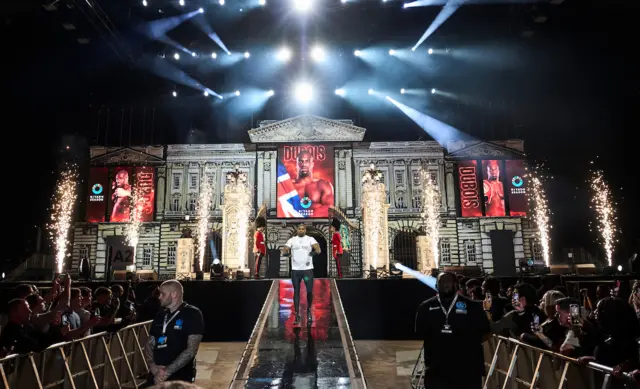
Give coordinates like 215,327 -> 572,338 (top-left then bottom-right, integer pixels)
520,290 -> 566,351
485,283 -> 546,338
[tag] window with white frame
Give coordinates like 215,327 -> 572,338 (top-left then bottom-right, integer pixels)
532,241 -> 543,262
188,197 -> 197,211
440,238 -> 451,263
167,243 -> 176,265
412,170 -> 421,186
395,170 -> 404,186
78,245 -> 89,260
412,191 -> 422,209
189,173 -> 198,189
172,173 -> 181,190
142,245 -> 153,266
430,172 -> 437,185
171,196 -> 181,211
206,174 -> 214,188
464,240 -> 477,262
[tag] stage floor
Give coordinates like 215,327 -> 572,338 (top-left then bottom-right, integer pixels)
229,279 -> 359,388
193,340 -> 422,389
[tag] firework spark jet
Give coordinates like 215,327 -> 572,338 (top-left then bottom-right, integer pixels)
50,166 -> 78,274
589,170 -> 617,267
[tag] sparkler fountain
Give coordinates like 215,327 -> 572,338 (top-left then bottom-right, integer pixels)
528,169 -> 551,267
50,166 -> 79,275
589,170 -> 617,267
196,178 -> 214,274
124,188 -> 143,265
361,163 -> 389,277
222,164 -> 252,277
418,168 -> 441,272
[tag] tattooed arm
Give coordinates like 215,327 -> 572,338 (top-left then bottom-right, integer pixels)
145,335 -> 159,375
164,335 -> 203,376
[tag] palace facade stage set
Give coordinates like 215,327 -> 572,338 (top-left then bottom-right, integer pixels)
73,114 -> 542,283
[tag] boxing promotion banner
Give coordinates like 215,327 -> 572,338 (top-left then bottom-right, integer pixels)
103,166 -> 156,222
457,160 -> 483,217
86,167 -> 109,222
277,144 -> 335,218
482,160 -> 506,217
134,166 -> 156,222
505,160 -> 528,217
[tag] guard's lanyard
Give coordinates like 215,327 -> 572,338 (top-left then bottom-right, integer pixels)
162,303 -> 184,335
437,294 -> 459,326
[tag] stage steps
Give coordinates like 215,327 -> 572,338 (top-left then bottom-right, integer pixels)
229,279 -> 367,388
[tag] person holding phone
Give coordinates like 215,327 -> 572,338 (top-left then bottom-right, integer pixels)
281,224 -> 321,326
486,283 -> 546,338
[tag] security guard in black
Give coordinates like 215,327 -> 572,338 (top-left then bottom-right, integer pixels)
415,272 -> 491,389
149,302 -> 204,381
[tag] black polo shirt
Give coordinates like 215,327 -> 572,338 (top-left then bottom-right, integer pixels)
150,303 -> 204,380
415,294 -> 491,381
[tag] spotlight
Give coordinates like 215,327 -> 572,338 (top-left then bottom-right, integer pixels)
267,90 -> 275,96
276,47 -> 291,62
235,90 -> 241,96
388,49 -> 396,56
400,88 -> 405,94
368,89 -> 373,95
210,258 -> 224,280
172,91 -> 177,97
199,7 -> 204,13
211,52 -> 217,59
219,0 -> 224,4
174,52 -> 180,60
191,52 -> 197,57
293,0 -> 312,12
617,265 -> 623,272
311,46 -> 325,62
335,88 -> 345,96
428,48 -> 433,55
244,51 -> 250,58
431,88 -> 435,94
179,0 -> 184,6
354,49 -> 362,57
142,0 -> 148,6
259,0 -> 266,4
204,91 -> 209,97
294,82 -> 313,103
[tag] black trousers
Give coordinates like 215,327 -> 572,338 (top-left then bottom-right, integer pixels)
291,269 -> 314,314
424,371 -> 482,389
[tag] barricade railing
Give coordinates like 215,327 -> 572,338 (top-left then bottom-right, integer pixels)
0,320 -> 152,389
411,335 -> 637,389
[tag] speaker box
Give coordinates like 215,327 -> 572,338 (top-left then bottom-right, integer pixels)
574,264 -> 597,275
112,270 -> 128,280
442,266 -> 482,277
550,265 -> 571,275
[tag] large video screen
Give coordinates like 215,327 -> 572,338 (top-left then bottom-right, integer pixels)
277,144 -> 334,218
457,160 -> 482,217
108,166 -> 134,222
135,166 -> 156,222
505,160 -> 528,217
86,167 -> 109,222
482,160 -> 506,217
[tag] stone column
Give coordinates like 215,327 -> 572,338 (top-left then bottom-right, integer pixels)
445,161 -> 456,216
156,166 -> 166,219
416,235 -> 436,273
222,173 -> 252,271
361,167 -> 390,274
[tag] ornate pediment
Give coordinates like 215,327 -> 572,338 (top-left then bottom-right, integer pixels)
446,141 -> 525,160
90,146 -> 165,166
248,115 -> 366,143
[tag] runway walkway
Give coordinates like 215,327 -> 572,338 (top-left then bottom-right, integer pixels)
230,279 -> 366,389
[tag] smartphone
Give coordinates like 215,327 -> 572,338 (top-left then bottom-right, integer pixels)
91,308 -> 101,318
570,304 -> 581,326
532,315 -> 540,332
486,292 -> 492,303
512,292 -> 519,307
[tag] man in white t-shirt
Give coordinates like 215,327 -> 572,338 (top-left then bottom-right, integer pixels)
282,224 -> 321,326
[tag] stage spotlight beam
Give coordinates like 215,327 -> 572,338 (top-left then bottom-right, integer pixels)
293,0 -> 312,12
235,90 -> 241,96
311,46 -> 325,62
354,50 -> 362,57
401,88 -> 405,94
389,49 -> 396,56
244,51 -> 250,58
294,82 -> 313,102
335,88 -> 345,96
174,53 -> 180,60
277,47 -> 291,62
368,89 -> 373,95
267,90 -> 275,96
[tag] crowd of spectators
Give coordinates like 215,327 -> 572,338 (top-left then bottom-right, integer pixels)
0,275 -> 162,357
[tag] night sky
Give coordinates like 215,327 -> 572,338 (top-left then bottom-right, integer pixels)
2,0 -> 636,269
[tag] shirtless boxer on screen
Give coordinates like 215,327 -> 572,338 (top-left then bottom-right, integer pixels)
293,151 -> 334,216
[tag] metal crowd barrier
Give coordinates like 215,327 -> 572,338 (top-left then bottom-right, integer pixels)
412,336 -> 637,389
0,320 -> 152,389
